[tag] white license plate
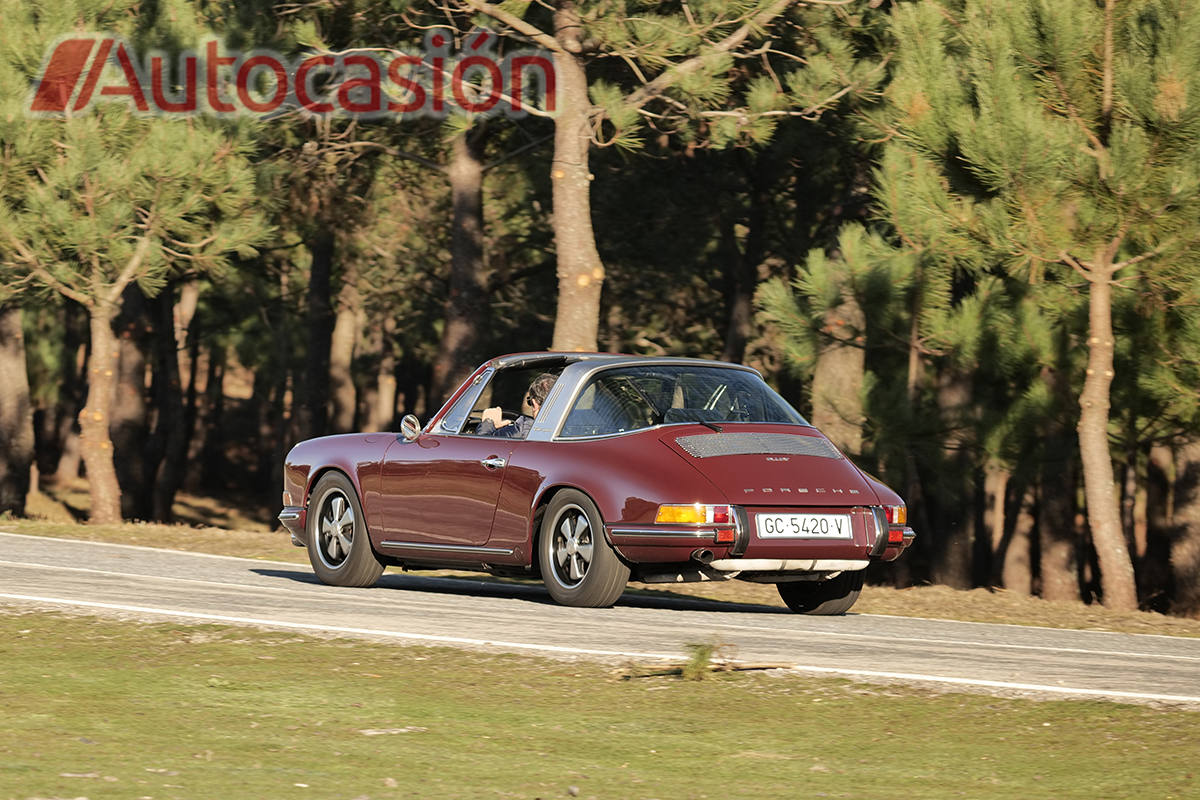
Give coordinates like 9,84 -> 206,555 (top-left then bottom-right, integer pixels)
755,513 -> 853,539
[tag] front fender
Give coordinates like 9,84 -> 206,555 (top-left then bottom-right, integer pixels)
281,433 -> 393,542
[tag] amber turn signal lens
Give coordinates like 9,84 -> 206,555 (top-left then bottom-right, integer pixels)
656,504 -> 704,524
885,505 -> 907,525
655,503 -> 733,525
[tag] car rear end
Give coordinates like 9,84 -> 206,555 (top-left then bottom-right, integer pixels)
618,425 -> 914,586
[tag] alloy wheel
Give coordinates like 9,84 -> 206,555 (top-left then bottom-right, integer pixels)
318,491 -> 355,569
551,504 -> 594,587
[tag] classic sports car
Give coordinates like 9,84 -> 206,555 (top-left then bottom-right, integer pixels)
278,353 -> 914,614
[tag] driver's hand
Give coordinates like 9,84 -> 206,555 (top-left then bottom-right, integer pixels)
482,406 -> 511,428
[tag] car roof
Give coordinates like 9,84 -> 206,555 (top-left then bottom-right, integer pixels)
488,351 -> 760,373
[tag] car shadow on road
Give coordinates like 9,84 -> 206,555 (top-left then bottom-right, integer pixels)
250,568 -> 788,615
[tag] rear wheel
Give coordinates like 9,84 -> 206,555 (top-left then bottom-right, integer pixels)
776,571 -> 864,615
539,490 -> 629,607
305,472 -> 384,588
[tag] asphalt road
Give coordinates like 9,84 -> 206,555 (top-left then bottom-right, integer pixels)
2,530 -> 1199,708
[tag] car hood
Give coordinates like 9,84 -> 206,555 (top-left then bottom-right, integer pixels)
659,425 -> 878,507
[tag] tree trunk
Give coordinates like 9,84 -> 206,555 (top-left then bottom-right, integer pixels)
182,298 -> 203,467
1002,481 -> 1035,595
722,156 -> 768,364
1039,369 -> 1080,603
53,421 -> 82,485
262,359 -> 291,515
47,302 -> 87,484
79,306 -> 123,524
52,305 -> 88,485
174,279 -> 201,369
549,5 -> 604,351
1077,272 -> 1137,610
303,233 -> 335,438
148,284 -> 188,522
366,317 -> 398,432
901,307 -> 932,583
1141,443 -> 1175,612
191,344 -> 226,492
984,462 -> 1009,585
111,287 -> 150,519
931,366 -> 974,589
809,288 -> 865,457
1039,464 -> 1079,602
1169,440 -> 1200,617
1122,444 -> 1144,559
397,354 -> 430,419
329,261 -> 361,433
0,305 -> 35,516
431,126 -> 489,403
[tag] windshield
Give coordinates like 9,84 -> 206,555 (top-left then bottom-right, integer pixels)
558,365 -> 808,438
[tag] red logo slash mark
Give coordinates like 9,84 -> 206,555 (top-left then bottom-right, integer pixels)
29,38 -> 97,113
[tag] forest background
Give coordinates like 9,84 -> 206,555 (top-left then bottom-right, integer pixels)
1,0 -> 1198,617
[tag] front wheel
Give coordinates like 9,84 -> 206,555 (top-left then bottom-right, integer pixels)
305,472 -> 384,588
538,490 -> 629,607
776,571 -> 864,615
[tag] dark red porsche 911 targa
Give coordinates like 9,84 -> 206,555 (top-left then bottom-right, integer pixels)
279,353 -> 914,614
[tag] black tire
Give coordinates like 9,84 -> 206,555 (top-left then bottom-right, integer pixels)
305,472 -> 384,588
776,571 -> 864,615
538,489 -> 629,607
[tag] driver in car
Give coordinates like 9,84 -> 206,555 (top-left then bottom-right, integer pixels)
478,373 -> 557,439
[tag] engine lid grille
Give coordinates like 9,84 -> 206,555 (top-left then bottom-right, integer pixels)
674,432 -> 842,460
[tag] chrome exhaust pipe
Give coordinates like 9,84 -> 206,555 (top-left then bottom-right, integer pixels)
691,548 -> 714,564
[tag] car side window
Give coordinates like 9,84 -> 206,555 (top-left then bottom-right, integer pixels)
458,366 -> 560,436
560,376 -> 656,437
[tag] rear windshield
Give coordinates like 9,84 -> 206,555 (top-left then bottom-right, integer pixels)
559,365 -> 807,438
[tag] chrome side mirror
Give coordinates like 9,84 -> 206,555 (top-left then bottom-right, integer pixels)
400,414 -> 422,442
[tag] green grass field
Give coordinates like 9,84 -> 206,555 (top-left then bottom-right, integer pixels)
4,504 -> 1200,799
1,611 -> 1197,800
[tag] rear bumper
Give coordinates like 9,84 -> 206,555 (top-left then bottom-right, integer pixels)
278,506 -> 307,546
606,526 -> 732,546
872,524 -> 915,561
605,524 -> 737,563
610,505 -> 915,572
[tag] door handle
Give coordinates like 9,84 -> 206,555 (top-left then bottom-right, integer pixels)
480,456 -> 506,470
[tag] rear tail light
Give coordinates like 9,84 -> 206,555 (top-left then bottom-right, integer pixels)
884,505 -> 907,525
871,505 -> 909,556
655,503 -> 732,525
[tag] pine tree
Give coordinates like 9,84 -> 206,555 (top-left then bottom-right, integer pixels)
865,0 -> 1200,610
0,2 -> 268,522
437,0 -> 886,350
759,224 -> 910,457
